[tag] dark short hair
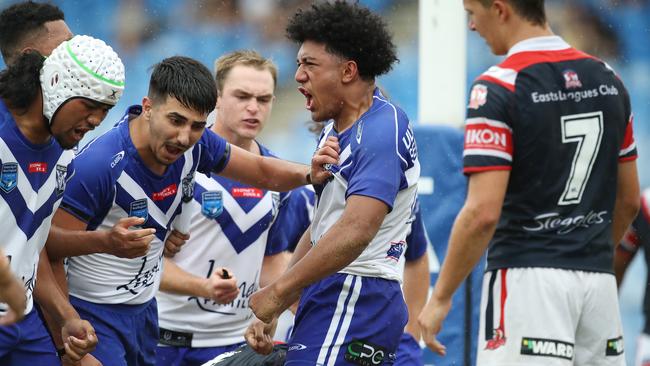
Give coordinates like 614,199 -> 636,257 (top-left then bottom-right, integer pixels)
0,51 -> 44,111
148,56 -> 217,116
479,0 -> 546,26
0,1 -> 64,63
286,0 -> 398,80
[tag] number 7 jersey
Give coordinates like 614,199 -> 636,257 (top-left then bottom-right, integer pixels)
463,36 -> 637,273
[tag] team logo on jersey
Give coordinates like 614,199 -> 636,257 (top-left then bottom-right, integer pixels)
129,199 -> 149,221
201,191 -> 223,219
485,328 -> 507,350
468,84 -> 488,109
0,162 -> 18,193
181,172 -> 195,203
605,337 -> 624,356
152,183 -> 177,201
385,241 -> 405,261
563,69 -> 582,89
55,164 -> 67,196
271,192 -> 281,218
521,337 -> 574,360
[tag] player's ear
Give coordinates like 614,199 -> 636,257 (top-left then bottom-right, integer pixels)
341,60 -> 358,83
141,97 -> 153,120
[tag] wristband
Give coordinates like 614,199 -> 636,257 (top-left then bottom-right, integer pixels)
57,347 -> 65,358
306,171 -> 312,185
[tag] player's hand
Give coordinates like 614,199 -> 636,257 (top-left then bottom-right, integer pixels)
61,318 -> 98,361
311,136 -> 339,185
245,316 -> 278,355
0,255 -> 26,326
62,353 -> 102,366
204,267 -> 239,304
249,283 -> 298,324
106,217 -> 156,258
417,295 -> 451,356
163,229 -> 189,258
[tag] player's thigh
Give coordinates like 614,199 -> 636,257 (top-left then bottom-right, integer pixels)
3,310 -> 59,364
286,274 -> 407,366
477,268 -> 580,366
574,272 -> 624,366
394,333 -> 424,366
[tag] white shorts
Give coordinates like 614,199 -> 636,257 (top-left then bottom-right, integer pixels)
477,267 -> 624,366
636,332 -> 650,366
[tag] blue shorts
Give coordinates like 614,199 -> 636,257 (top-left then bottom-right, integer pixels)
71,296 -> 158,366
394,333 -> 424,366
0,308 -> 58,364
286,273 -> 407,366
155,342 -> 245,366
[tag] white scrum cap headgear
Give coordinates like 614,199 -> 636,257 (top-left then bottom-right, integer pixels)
40,35 -> 125,122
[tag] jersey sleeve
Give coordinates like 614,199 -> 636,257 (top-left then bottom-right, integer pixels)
267,187 -> 314,253
196,129 -> 231,175
404,200 -> 427,261
463,80 -> 514,174
60,149 -> 115,225
346,115 -> 403,210
618,113 -> 637,162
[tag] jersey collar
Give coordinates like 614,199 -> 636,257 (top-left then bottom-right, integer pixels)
507,36 -> 571,57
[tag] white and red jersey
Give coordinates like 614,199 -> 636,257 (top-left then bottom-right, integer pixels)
464,36 -> 637,273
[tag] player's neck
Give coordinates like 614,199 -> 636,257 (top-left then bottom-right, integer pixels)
211,121 -> 260,155
6,92 -> 51,145
333,83 -> 375,133
504,22 -> 554,54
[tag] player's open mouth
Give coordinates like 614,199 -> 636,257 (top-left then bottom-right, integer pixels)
298,87 -> 314,111
165,145 -> 183,157
73,127 -> 90,140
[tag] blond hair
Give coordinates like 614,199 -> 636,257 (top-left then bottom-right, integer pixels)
214,50 -> 278,95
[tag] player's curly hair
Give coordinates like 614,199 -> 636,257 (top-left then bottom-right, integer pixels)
0,50 -> 44,111
0,1 -> 65,65
148,56 -> 217,116
286,0 -> 398,81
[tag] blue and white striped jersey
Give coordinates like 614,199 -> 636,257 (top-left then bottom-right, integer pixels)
0,100 -> 74,315
156,143 -> 304,347
61,105 -> 230,305
311,88 -> 420,282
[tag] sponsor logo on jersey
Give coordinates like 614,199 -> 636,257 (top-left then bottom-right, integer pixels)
605,336 -> 624,356
110,151 -> 125,168
288,343 -> 307,352
0,162 -> 18,193
464,121 -> 513,158
201,191 -> 223,219
402,124 -> 418,161
468,84 -> 488,109
181,172 -> 195,203
521,337 -> 574,360
152,183 -> 177,201
55,164 -> 67,196
563,69 -> 582,89
485,328 -> 507,350
231,187 -> 263,198
522,210 -> 607,235
386,241 -> 406,261
28,162 -> 47,173
129,199 -> 149,221
356,119 -> 364,143
345,339 -> 389,366
531,84 -> 619,104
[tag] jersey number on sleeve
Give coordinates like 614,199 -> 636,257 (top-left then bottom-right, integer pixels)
558,111 -> 604,205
